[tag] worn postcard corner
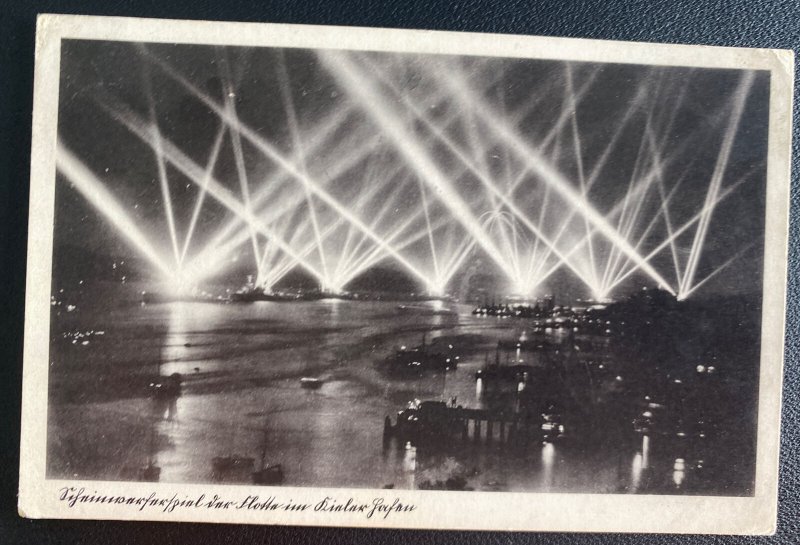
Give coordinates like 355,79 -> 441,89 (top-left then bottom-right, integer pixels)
18,13 -> 793,534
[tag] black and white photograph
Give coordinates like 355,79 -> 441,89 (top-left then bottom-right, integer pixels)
18,15 -> 793,533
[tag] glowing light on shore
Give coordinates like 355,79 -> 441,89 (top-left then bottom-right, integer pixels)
144,49 -> 431,289
428,59 -> 677,295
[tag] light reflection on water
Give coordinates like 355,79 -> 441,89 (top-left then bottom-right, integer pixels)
541,442 -> 556,491
631,452 -> 644,492
673,458 -> 686,488
47,299 -> 747,494
630,436 -> 651,493
403,442 -> 417,473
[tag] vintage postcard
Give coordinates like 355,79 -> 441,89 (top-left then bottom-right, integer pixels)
19,14 -> 793,534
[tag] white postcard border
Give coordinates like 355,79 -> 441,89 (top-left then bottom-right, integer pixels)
18,14 -> 794,535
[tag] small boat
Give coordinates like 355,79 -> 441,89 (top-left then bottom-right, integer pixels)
418,475 -> 472,491
252,429 -> 284,485
252,464 -> 284,485
211,455 -> 255,474
149,372 -> 182,399
139,463 -> 161,482
300,377 -> 324,390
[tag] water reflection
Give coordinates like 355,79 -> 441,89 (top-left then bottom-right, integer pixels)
403,442 -> 417,472
152,392 -> 179,421
159,302 -> 200,378
541,442 -> 556,491
47,298 -> 756,494
629,435 -> 651,493
673,458 -> 686,488
631,452 -> 643,492
321,296 -> 342,324
402,442 -> 417,489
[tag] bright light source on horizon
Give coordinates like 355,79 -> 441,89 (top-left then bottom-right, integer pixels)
56,45 -> 760,302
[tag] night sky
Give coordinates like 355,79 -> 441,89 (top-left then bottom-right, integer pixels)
53,39 -> 770,299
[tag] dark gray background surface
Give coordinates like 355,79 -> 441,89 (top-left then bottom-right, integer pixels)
0,1 -> 796,543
